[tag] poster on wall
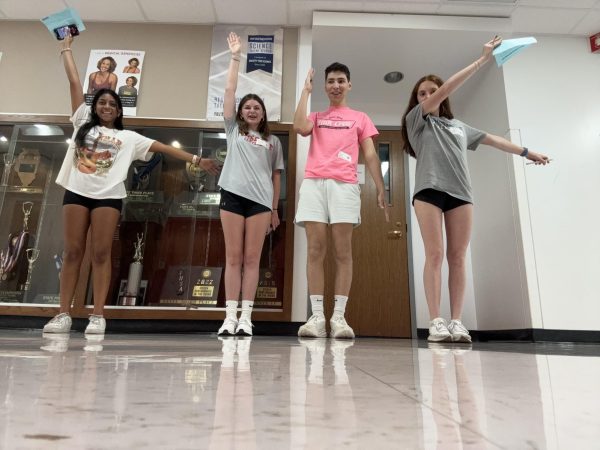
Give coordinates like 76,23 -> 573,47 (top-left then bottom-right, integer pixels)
206,25 -> 283,121
83,49 -> 145,117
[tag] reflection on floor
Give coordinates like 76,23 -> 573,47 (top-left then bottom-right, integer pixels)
0,330 -> 599,449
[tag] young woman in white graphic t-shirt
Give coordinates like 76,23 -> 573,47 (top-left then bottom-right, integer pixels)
43,33 -> 220,336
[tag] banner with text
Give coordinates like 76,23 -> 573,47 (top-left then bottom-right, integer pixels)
207,25 -> 283,121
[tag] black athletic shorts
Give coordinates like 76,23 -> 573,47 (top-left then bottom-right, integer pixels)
63,190 -> 123,212
412,188 -> 471,212
219,189 -> 271,218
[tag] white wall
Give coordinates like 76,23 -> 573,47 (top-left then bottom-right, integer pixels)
503,36 -> 600,331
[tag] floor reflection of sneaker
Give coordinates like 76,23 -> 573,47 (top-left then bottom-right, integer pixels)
43,313 -> 72,334
298,338 -> 326,384
84,335 -> 105,352
41,333 -> 70,353
217,317 -> 238,336
298,314 -> 326,338
427,342 -> 452,356
330,339 -> 354,357
448,319 -> 472,343
236,336 -> 252,371
85,315 -> 106,335
218,336 -> 237,368
330,315 -> 355,339
235,317 -> 253,336
330,340 -> 354,385
428,317 -> 452,342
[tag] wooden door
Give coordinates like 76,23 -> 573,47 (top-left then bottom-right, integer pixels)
325,130 -> 411,337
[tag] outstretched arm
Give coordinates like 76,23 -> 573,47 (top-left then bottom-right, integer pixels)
223,32 -> 242,121
59,34 -> 84,113
148,141 -> 222,176
481,134 -> 550,165
421,36 -> 502,115
361,137 -> 390,221
293,68 -> 315,136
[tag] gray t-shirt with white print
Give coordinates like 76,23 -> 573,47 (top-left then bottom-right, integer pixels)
218,116 -> 285,209
405,103 -> 486,203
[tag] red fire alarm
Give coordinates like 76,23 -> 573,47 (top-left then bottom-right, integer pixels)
590,32 -> 600,53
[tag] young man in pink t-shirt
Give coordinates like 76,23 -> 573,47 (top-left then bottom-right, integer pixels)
294,62 -> 388,339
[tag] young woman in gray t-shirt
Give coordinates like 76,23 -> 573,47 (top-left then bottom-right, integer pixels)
401,36 -> 550,344
217,32 -> 284,337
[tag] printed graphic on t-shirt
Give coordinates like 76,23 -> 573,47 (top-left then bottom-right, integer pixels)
243,134 -> 273,151
316,116 -> 356,130
75,130 -> 122,175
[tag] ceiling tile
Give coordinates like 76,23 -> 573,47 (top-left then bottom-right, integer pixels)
138,0 -> 215,23
215,0 -> 286,25
511,6 -> 589,34
0,0 -> 66,19
66,0 -> 145,22
288,1 -> 365,26
437,4 -> 515,16
363,2 -> 440,14
570,9 -> 600,35
519,0 -> 596,8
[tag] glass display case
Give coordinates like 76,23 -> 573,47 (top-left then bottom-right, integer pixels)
0,115 -> 295,322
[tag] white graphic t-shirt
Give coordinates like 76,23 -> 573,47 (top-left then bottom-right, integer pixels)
56,103 -> 155,199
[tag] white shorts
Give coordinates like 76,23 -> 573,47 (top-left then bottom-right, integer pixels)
295,178 -> 361,227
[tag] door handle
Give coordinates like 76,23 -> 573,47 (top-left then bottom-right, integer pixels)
388,230 -> 403,238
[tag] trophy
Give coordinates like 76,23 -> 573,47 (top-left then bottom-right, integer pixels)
22,248 -> 40,291
120,233 -> 144,306
2,154 -> 15,186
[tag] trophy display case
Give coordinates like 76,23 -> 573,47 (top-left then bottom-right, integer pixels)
0,116 -> 295,323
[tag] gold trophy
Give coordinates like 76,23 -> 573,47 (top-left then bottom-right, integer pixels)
120,233 -> 144,306
2,154 -> 15,186
23,248 -> 40,291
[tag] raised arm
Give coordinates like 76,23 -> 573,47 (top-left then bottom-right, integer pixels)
148,141 -> 222,176
421,36 -> 502,115
223,32 -> 242,121
59,34 -> 85,113
361,137 -> 390,221
293,68 -> 315,136
480,134 -> 550,165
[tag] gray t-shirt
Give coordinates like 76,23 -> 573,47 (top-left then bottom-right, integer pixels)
406,103 -> 486,203
218,116 -> 284,209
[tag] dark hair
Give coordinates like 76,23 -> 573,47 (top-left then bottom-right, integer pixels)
75,89 -> 124,148
126,76 -> 138,87
236,94 -> 271,139
96,56 -> 117,73
128,58 -> 140,66
325,62 -> 350,81
401,74 -> 454,158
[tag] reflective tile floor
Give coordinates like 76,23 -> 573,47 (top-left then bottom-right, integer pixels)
0,330 -> 599,449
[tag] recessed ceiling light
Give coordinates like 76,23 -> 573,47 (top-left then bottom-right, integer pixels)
384,71 -> 404,84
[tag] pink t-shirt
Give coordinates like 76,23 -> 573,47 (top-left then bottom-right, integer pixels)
304,106 -> 378,184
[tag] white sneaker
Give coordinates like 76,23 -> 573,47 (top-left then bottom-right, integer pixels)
330,315 -> 355,339
85,315 -> 106,335
235,317 -> 253,336
43,313 -> 72,334
217,317 -> 238,336
428,317 -> 452,342
448,319 -> 472,343
298,314 -> 326,338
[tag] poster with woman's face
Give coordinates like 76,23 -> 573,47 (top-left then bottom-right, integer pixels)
83,49 -> 146,117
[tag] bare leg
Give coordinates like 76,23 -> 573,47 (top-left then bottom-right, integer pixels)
330,223 -> 354,296
241,212 -> 271,300
444,204 -> 473,320
305,222 -> 328,295
220,210 -> 245,301
414,200 -> 444,320
89,207 -> 121,315
59,204 -> 90,314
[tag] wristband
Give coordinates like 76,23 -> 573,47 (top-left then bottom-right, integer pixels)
192,154 -> 201,165
60,48 -> 72,55
232,56 -> 240,62
520,147 -> 529,157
